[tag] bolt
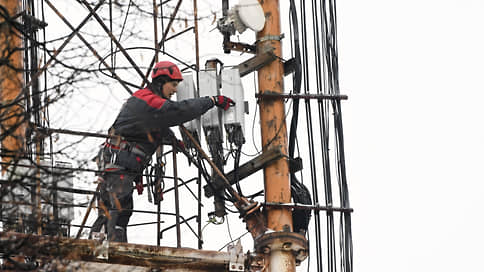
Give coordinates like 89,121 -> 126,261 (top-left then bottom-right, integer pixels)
239,265 -> 243,270
231,264 -> 236,269
283,242 -> 292,250
282,224 -> 291,232
262,246 -> 270,254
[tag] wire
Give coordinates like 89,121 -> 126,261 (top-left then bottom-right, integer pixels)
230,144 -> 241,196
251,74 -> 261,154
225,215 -> 234,246
112,0 -> 133,73
217,231 -> 249,252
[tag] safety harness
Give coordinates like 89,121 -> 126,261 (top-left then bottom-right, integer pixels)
100,136 -> 149,173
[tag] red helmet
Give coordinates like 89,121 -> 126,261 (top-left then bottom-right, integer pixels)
151,61 -> 183,81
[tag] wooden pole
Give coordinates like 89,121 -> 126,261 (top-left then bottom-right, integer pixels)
0,0 -> 26,170
0,1 -> 27,267
256,0 -> 295,271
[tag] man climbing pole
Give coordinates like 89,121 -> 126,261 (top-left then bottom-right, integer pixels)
90,60 -> 235,242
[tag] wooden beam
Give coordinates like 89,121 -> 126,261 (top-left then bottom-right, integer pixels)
237,48 -> 277,77
204,147 -> 284,198
0,232 -> 240,272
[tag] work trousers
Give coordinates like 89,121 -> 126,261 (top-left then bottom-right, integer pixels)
93,171 -> 135,242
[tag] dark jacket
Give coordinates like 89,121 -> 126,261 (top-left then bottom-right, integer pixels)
111,87 -> 214,158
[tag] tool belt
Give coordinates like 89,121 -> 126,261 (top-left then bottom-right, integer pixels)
101,138 -> 148,173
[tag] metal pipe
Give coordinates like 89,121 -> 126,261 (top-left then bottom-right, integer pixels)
160,215 -> 197,239
263,202 -> 353,213
165,26 -> 194,42
15,0 -> 105,99
79,0 -> 149,87
193,0 -> 202,238
193,0 -> 200,75
0,179 -> 97,195
75,184 -> 100,239
157,202 -> 161,246
164,177 -> 198,201
153,0 -> 159,63
142,0 -> 184,87
44,0 -> 133,94
256,92 -> 347,100
172,142 -> 181,247
35,143 -> 42,234
198,169 -> 203,249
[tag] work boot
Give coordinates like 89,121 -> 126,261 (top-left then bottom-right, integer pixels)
113,225 -> 127,243
89,215 -> 107,239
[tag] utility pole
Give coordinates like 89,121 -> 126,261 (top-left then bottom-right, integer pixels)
255,0 -> 307,271
0,0 -> 25,170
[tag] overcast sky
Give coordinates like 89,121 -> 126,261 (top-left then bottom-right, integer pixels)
338,0 -> 484,271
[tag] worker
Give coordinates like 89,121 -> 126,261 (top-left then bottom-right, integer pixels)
92,60 -> 234,242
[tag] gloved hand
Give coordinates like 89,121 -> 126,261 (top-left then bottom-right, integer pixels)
212,95 -> 235,111
136,182 -> 144,195
177,139 -> 185,151
135,175 -> 143,195
173,139 -> 185,153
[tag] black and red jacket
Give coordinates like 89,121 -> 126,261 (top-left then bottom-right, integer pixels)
110,87 -> 214,158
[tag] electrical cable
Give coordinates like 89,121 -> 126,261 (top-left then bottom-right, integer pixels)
288,0 -> 312,236
326,0 -> 353,269
251,74 -> 261,154
225,215 -> 234,246
316,1 -> 338,270
233,144 -> 243,196
112,0 -> 133,73
299,0 -> 324,270
217,231 -> 249,252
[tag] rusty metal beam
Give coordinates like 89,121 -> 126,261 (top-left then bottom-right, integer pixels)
75,183 -> 100,239
44,0 -> 134,95
142,0 -> 184,87
0,232 -> 238,271
172,142 -> 181,247
256,92 -> 348,101
263,202 -> 354,213
166,26 -> 195,42
204,147 -> 284,198
153,0 -> 160,63
79,0 -> 150,88
19,0 -> 105,95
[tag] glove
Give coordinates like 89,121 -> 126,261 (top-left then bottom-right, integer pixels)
173,139 -> 185,153
136,182 -> 143,195
177,139 -> 185,151
135,175 -> 143,195
213,95 -> 235,111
